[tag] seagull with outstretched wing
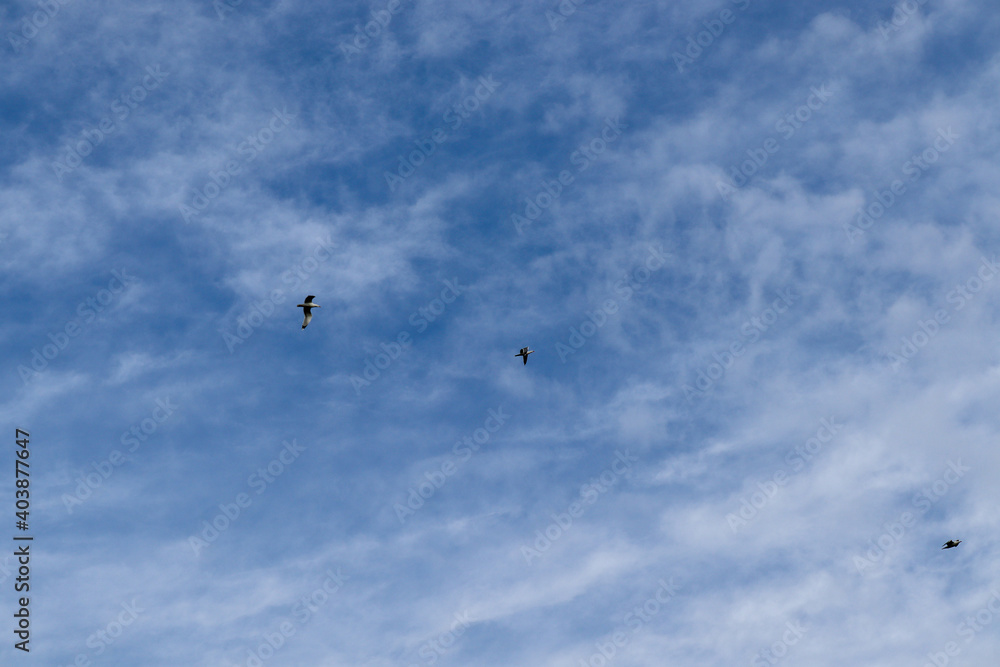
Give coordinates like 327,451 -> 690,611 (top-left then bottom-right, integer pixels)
942,539 -> 962,549
516,347 -> 533,365
297,295 -> 320,329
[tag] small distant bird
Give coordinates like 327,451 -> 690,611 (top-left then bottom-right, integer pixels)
942,540 -> 962,549
297,295 -> 320,329
516,347 -> 533,365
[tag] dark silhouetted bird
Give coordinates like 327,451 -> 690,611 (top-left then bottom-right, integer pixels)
297,295 -> 320,329
942,540 -> 962,549
516,347 -> 534,365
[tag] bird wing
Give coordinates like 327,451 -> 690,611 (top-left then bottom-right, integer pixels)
304,295 -> 316,304
302,311 -> 313,329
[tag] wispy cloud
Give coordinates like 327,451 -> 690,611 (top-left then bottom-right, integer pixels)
5,1 -> 1000,665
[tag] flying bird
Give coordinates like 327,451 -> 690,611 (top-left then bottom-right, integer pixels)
297,295 -> 320,329
942,540 -> 962,549
516,347 -> 533,365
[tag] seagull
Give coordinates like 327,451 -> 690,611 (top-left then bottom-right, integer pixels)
516,347 -> 533,365
942,540 -> 962,549
297,295 -> 320,329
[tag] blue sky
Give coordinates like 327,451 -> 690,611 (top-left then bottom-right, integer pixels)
3,0 -> 1000,664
